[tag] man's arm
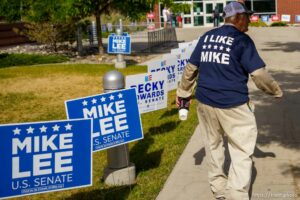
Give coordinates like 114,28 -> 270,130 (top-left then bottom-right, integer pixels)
176,63 -> 199,98
250,68 -> 283,97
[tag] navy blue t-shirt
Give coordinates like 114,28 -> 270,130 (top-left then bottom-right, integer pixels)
189,25 -> 265,108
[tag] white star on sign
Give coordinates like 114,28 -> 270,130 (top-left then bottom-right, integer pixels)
91,98 -> 97,104
118,93 -> 123,99
203,45 -> 207,49
65,123 -> 72,131
101,97 -> 106,102
26,126 -> 34,134
208,44 -> 212,49
219,46 -> 224,51
52,124 -> 60,132
226,47 -> 231,52
214,45 -> 218,50
13,127 -> 21,135
82,100 -> 88,106
40,125 -> 47,133
109,95 -> 114,100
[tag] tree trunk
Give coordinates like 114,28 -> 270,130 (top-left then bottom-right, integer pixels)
96,11 -> 104,55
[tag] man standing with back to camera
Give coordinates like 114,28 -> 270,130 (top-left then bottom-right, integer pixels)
177,2 -> 283,200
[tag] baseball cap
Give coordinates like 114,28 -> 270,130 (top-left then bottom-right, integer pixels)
223,2 -> 254,18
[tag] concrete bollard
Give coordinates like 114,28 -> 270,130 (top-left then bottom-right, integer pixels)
102,70 -> 136,185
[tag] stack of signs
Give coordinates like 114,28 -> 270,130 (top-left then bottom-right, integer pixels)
65,88 -> 143,152
147,57 -> 178,91
171,41 -> 195,57
0,119 -> 92,199
178,40 -> 198,49
126,71 -> 168,114
164,49 -> 192,81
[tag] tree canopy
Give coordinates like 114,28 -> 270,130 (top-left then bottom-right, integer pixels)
0,0 -> 181,54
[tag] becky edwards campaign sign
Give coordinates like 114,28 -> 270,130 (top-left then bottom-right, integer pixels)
0,119 -> 92,200
65,88 -> 143,152
126,71 -> 168,114
147,57 -> 178,91
163,52 -> 191,81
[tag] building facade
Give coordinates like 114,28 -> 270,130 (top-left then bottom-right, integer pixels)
153,0 -> 300,28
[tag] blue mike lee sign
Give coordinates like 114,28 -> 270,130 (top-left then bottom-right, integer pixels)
0,119 -> 92,200
108,33 -> 131,54
65,88 -> 143,152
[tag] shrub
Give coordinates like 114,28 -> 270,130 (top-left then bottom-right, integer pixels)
0,53 -> 69,68
24,22 -> 77,52
249,20 -> 268,27
271,22 -> 288,27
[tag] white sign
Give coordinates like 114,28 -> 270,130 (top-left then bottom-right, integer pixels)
163,53 -> 190,81
178,40 -> 198,49
147,57 -> 178,91
171,47 -> 194,56
126,71 -> 168,114
281,14 -> 291,22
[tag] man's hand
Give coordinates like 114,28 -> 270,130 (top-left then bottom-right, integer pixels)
176,96 -> 180,108
176,96 -> 192,108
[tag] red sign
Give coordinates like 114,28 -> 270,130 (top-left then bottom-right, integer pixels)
271,15 -> 280,22
147,13 -> 155,19
250,15 -> 259,22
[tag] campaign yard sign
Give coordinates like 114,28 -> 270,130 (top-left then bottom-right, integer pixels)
171,46 -> 194,56
281,14 -> 291,22
65,88 -> 143,152
295,15 -> 300,23
107,33 -> 131,54
271,15 -> 280,22
250,15 -> 259,22
126,71 -> 168,114
0,119 -> 92,200
178,40 -> 198,49
163,52 -> 191,81
147,57 -> 178,91
261,15 -> 269,23
175,54 -> 190,81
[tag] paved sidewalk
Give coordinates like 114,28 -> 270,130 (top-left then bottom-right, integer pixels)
156,27 -> 300,200
156,126 -> 300,200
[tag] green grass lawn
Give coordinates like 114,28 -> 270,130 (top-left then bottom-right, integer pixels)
0,64 -> 198,200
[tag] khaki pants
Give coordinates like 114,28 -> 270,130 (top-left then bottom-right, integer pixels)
197,101 -> 257,200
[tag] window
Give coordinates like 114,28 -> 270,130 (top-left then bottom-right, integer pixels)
206,3 -> 213,14
253,0 -> 275,13
193,2 -> 203,13
194,16 -> 204,26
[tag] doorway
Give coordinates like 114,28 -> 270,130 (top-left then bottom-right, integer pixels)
204,1 -> 225,27
182,2 -> 194,28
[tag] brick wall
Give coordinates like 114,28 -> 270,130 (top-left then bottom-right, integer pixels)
153,3 -> 161,29
277,0 -> 300,23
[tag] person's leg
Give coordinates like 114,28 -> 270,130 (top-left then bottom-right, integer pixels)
197,102 -> 227,198
216,103 -> 257,200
